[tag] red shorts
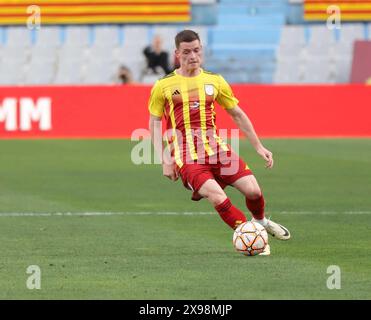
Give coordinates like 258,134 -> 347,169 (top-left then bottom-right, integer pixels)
178,151 -> 253,201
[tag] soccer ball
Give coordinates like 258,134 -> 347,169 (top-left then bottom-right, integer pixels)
233,221 -> 268,256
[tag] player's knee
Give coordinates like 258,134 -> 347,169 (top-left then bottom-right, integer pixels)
246,187 -> 262,200
207,191 -> 227,207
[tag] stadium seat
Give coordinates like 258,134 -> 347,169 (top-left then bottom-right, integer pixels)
83,62 -> 116,84
34,26 -> 62,47
340,23 -> 366,43
217,4 -> 251,15
276,26 -> 306,66
64,26 -> 92,47
333,56 -> 352,83
301,59 -> 334,83
0,61 -> 25,84
58,46 -> 87,64
115,45 -> 146,64
274,59 -> 304,84
122,25 -> 150,48
24,61 -> 56,85
211,26 -> 280,45
217,13 -> 285,26
86,45 -> 115,64
303,42 -> 334,60
331,41 -> 354,58
55,59 -> 83,84
92,25 -> 120,47
1,46 -> 30,65
280,26 -> 307,46
276,44 -> 304,63
308,25 -> 336,46
210,25 -> 279,63
330,24 -> 365,61
30,46 -> 58,64
274,22 -> 366,84
218,0 -> 285,15
304,25 -> 337,60
5,26 -> 33,47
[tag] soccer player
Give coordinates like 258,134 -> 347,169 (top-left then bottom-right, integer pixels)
148,30 -> 290,250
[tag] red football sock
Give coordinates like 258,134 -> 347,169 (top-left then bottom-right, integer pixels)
215,198 -> 247,229
245,195 -> 265,220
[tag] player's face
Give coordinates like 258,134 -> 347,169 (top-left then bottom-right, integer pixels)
176,40 -> 203,71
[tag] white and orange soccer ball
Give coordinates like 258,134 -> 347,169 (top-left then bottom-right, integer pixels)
233,221 -> 268,256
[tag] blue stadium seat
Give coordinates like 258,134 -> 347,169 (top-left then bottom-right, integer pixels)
217,14 -> 285,26
210,27 -> 280,45
218,0 -> 286,15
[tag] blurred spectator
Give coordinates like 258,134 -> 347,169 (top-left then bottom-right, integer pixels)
143,35 -> 172,75
117,65 -> 134,84
366,77 -> 371,85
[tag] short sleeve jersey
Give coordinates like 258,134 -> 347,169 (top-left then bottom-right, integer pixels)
148,68 -> 239,168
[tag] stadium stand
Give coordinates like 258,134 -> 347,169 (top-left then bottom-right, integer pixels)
275,22 -> 369,83
0,0 -> 370,85
204,0 -> 285,83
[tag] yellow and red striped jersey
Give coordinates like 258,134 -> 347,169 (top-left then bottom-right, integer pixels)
148,69 -> 239,168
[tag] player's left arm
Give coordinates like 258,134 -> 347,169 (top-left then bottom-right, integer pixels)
216,75 -> 273,169
226,106 -> 274,169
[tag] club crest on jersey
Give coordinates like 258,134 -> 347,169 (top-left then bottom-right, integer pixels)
190,101 -> 200,109
204,84 -> 214,96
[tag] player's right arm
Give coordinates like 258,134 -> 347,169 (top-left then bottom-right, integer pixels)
148,82 -> 178,181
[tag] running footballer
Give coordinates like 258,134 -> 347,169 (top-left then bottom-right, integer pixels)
148,30 -> 290,254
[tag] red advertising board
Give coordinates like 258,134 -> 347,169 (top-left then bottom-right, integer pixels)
0,85 -> 370,138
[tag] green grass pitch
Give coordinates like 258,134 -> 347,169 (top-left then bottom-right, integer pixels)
0,139 -> 370,299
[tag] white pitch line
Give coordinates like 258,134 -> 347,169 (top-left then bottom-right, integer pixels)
0,211 -> 370,217
0,211 -> 216,217
279,211 -> 371,215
